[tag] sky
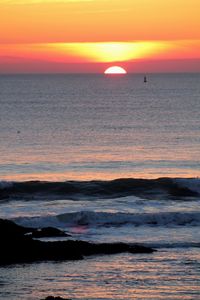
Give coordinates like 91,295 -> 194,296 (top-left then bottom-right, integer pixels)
0,0 -> 200,73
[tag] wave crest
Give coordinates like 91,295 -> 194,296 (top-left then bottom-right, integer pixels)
0,178 -> 199,201
15,210 -> 200,229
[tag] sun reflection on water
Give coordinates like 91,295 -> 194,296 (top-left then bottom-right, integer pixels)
2,249 -> 199,299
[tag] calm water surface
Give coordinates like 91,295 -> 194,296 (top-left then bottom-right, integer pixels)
0,73 -> 200,180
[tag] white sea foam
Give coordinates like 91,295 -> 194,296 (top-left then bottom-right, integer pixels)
14,210 -> 200,229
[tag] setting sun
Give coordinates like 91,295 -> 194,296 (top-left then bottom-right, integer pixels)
104,66 -> 127,74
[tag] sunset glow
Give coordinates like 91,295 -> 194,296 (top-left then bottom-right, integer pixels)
59,42 -> 170,62
0,0 -> 200,73
0,41 -> 172,63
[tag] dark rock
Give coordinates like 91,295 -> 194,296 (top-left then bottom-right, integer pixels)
0,218 -> 31,237
0,218 -> 155,265
0,218 -> 70,239
31,227 -> 70,238
0,219 -> 82,264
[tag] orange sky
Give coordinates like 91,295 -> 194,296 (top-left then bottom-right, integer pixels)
0,0 -> 200,73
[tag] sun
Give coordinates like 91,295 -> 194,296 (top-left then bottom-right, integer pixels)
104,66 -> 127,74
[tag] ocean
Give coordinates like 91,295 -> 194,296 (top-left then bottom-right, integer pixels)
0,73 -> 200,299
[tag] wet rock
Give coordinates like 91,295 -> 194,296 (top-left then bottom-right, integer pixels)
0,218 -> 155,265
0,218 -> 31,237
31,227 -> 70,238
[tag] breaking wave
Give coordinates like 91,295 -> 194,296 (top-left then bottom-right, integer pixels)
0,177 -> 200,201
14,210 -> 200,229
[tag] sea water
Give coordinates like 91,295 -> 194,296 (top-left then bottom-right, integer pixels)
0,73 -> 200,299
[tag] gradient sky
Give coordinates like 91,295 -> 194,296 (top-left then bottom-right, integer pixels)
0,0 -> 200,73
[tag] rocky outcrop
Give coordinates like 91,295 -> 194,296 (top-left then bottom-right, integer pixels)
0,219 -> 69,238
30,227 -> 70,238
0,218 -> 155,265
